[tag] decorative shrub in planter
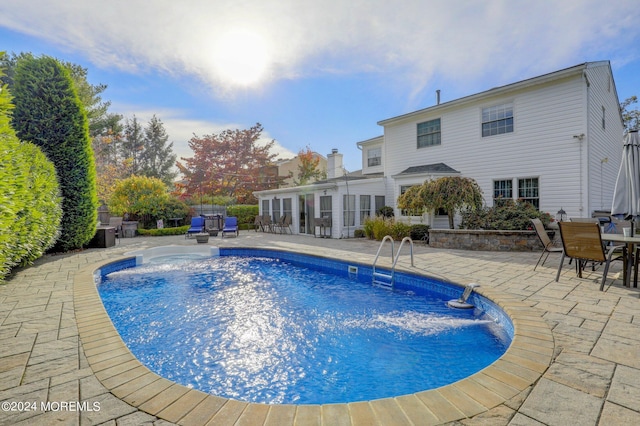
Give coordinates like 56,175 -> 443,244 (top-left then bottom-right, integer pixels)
195,233 -> 210,244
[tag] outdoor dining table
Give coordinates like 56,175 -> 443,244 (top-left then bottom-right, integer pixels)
600,233 -> 640,288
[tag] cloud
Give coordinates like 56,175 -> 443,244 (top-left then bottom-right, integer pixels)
111,104 -> 296,164
2,0 -> 639,101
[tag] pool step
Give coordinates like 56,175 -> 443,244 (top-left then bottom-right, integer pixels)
372,271 -> 393,288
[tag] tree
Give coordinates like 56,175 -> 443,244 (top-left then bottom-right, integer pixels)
140,115 -> 177,186
11,55 -> 98,251
121,115 -> 145,175
107,175 -> 188,228
397,176 -> 484,229
176,123 -> 280,204
292,146 -> 326,185
0,54 -> 62,280
1,52 -> 121,139
621,96 -> 640,132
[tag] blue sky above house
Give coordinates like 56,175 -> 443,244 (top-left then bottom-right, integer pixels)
1,0 -> 639,172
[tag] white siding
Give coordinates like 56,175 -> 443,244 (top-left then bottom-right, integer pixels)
382,71 -> 615,222
256,62 -> 625,233
585,63 -> 624,216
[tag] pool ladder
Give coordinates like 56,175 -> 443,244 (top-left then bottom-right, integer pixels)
372,236 -> 414,288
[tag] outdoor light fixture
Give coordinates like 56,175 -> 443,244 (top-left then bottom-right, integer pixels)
556,208 -> 567,222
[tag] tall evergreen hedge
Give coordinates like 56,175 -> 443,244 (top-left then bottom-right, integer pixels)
0,69 -> 62,281
11,56 -> 98,251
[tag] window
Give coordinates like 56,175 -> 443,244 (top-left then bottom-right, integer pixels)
319,195 -> 332,218
602,106 -> 606,130
261,199 -> 269,216
282,198 -> 292,219
375,196 -> 385,214
417,119 -> 441,148
482,103 -> 513,137
518,178 -> 539,209
360,195 -> 371,224
272,198 -> 281,222
367,147 -> 381,167
343,195 -> 355,226
493,180 -> 513,204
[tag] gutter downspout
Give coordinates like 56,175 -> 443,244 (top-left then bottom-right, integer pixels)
583,70 -> 591,216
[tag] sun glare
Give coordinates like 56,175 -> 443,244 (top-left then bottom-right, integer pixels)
214,29 -> 270,86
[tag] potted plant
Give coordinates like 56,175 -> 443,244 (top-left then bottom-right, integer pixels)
195,233 -> 210,244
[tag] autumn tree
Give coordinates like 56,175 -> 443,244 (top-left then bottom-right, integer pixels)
397,176 -> 484,229
177,123 -> 280,204
292,146 -> 327,185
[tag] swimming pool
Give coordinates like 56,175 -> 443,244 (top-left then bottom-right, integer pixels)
97,248 -> 512,405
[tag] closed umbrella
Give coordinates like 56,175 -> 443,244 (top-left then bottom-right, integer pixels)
611,130 -> 640,233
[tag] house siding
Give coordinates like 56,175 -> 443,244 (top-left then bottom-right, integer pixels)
255,61 -> 624,234
585,63 -> 624,215
382,66 -> 621,221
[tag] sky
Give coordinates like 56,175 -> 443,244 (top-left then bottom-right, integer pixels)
1,0 -> 640,172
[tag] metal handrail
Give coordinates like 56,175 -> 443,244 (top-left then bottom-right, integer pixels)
372,236 -> 414,287
392,236 -> 414,270
372,235 -> 394,279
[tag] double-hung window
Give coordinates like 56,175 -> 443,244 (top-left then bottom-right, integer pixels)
417,119 -> 441,148
518,178 -> 539,209
493,180 -> 513,205
367,147 -> 381,167
360,195 -> 371,224
482,103 -> 513,137
343,195 -> 355,226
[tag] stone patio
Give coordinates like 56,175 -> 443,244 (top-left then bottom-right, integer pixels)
1,232 -> 639,425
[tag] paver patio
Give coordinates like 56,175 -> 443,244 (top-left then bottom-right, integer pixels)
1,232 -> 639,425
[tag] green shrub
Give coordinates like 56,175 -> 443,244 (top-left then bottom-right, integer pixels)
459,199 -> 552,230
354,229 -> 366,238
226,205 -> 258,228
409,224 -> 430,242
12,56 -> 98,251
138,225 -> 189,236
390,222 -> 412,240
363,216 -> 411,241
377,206 -> 394,218
108,176 -> 189,228
0,65 -> 62,281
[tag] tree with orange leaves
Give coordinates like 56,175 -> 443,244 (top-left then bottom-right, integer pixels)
292,146 -> 327,186
176,123 -> 283,204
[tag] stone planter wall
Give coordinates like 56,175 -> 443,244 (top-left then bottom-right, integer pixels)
428,229 -> 553,251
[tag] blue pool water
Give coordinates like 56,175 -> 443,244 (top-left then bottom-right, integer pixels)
98,251 -> 511,405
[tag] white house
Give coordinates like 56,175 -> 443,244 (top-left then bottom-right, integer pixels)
255,61 -> 624,237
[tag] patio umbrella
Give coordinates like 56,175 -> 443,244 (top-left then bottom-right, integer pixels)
611,130 -> 640,230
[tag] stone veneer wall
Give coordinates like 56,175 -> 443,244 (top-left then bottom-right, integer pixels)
428,229 -> 549,251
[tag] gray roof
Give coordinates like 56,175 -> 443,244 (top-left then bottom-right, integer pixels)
396,163 -> 460,175
312,170 -> 384,184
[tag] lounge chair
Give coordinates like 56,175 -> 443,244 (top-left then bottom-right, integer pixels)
555,221 -> 625,290
221,216 -> 239,238
186,216 -> 205,238
531,218 -> 562,270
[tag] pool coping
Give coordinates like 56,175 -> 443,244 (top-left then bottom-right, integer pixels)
74,250 -> 554,425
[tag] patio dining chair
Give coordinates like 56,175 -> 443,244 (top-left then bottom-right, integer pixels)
530,218 -> 562,270
555,221 -> 625,290
273,214 -> 292,234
